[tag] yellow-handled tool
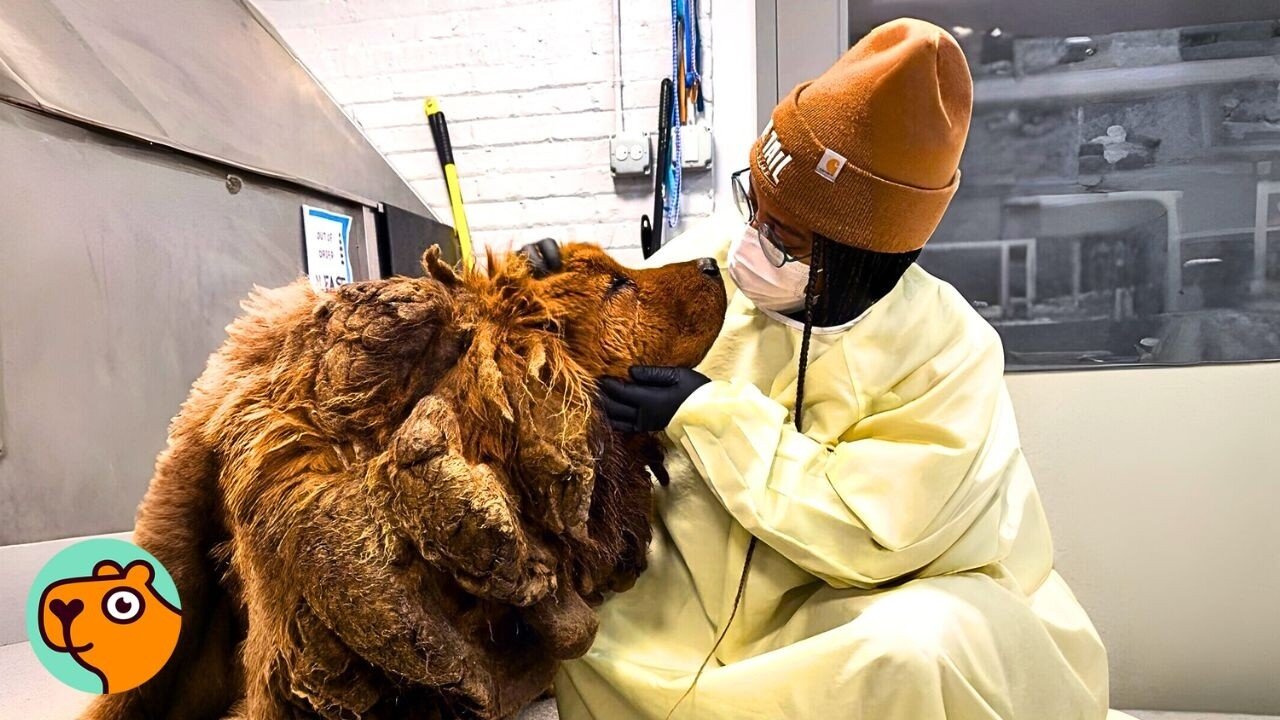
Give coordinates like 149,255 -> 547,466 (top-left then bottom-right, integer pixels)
424,97 -> 474,269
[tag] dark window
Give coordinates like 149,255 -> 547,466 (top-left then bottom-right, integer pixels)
850,4 -> 1280,368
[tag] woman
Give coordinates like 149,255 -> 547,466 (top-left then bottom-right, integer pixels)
557,19 -> 1127,720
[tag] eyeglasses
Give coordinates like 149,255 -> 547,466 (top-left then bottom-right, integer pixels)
731,167 -> 756,221
731,167 -> 811,268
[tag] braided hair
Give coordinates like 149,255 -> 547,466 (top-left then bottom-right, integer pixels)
793,236 -> 920,432
666,233 -> 919,719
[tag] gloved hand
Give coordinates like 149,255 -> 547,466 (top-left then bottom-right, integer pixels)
517,238 -> 562,277
600,366 -> 710,433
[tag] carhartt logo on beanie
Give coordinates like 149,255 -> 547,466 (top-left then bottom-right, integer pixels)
816,149 -> 847,182
749,18 -> 973,253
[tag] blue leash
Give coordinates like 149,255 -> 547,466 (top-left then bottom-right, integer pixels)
663,0 -> 704,229
666,0 -> 683,228
683,0 -> 700,93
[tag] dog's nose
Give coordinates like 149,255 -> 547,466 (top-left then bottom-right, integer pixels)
50,598 -> 84,625
696,257 -> 719,277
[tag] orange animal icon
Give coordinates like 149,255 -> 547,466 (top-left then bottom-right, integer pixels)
38,559 -> 182,694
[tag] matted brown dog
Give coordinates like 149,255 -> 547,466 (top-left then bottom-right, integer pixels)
83,243 -> 726,720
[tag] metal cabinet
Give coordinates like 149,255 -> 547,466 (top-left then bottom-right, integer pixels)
0,0 -> 455,544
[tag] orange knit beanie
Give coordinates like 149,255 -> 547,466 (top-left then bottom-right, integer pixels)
749,18 -> 973,253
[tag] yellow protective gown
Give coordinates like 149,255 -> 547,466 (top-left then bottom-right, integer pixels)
556,217 -> 1131,720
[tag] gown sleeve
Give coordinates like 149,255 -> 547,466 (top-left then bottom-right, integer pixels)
666,342 -> 1004,589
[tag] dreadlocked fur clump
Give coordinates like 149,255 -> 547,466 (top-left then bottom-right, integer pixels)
84,243 -> 726,720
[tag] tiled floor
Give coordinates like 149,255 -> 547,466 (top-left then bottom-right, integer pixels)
1,642 -> 1273,720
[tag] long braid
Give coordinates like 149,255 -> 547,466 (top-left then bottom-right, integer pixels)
665,235 -> 914,718
815,240 -> 919,326
666,237 -> 829,718
793,235 -> 826,432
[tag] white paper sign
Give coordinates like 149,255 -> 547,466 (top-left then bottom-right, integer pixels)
302,205 -> 353,292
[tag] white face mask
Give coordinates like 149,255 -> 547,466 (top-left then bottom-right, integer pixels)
728,223 -> 811,313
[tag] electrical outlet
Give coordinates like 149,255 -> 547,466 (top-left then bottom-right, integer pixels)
610,133 -> 652,177
678,123 -> 713,170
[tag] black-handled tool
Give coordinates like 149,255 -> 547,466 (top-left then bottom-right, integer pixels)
641,78 -> 675,259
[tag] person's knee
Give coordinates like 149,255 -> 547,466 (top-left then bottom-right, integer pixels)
852,582 -> 982,667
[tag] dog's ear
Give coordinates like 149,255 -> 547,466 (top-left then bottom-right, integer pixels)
517,238 -> 562,278
421,245 -> 461,286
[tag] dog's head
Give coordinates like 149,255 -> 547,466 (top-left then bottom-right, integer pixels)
406,241 -> 725,539
516,239 -> 727,378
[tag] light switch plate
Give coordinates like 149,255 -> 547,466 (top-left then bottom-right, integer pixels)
678,123 -> 713,170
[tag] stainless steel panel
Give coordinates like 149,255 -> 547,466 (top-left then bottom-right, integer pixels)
0,0 -> 431,216
361,206 -> 382,281
0,101 -> 367,544
0,316 -> 6,460
0,54 -> 37,107
0,0 -> 165,135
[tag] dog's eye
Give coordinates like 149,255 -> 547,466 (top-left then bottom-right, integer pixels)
103,588 -> 145,624
605,275 -> 633,298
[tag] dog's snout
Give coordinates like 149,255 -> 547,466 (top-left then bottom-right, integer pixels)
696,257 -> 719,277
50,598 -> 84,625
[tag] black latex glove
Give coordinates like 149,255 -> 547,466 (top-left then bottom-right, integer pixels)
600,366 -> 710,433
516,238 -> 562,277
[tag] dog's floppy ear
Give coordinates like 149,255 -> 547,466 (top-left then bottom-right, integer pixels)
517,238 -> 562,278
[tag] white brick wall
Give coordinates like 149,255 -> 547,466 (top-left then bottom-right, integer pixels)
253,0 -> 718,263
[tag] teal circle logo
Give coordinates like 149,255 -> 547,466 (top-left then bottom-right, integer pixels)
26,538 -> 182,694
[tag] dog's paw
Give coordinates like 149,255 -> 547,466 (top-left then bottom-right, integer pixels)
442,479 -> 557,606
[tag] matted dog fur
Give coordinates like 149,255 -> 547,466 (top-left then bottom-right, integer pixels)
84,244 -> 726,719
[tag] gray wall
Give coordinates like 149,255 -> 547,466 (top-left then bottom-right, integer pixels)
0,102 -> 367,544
1009,364 -> 1280,714
764,0 -> 1280,712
